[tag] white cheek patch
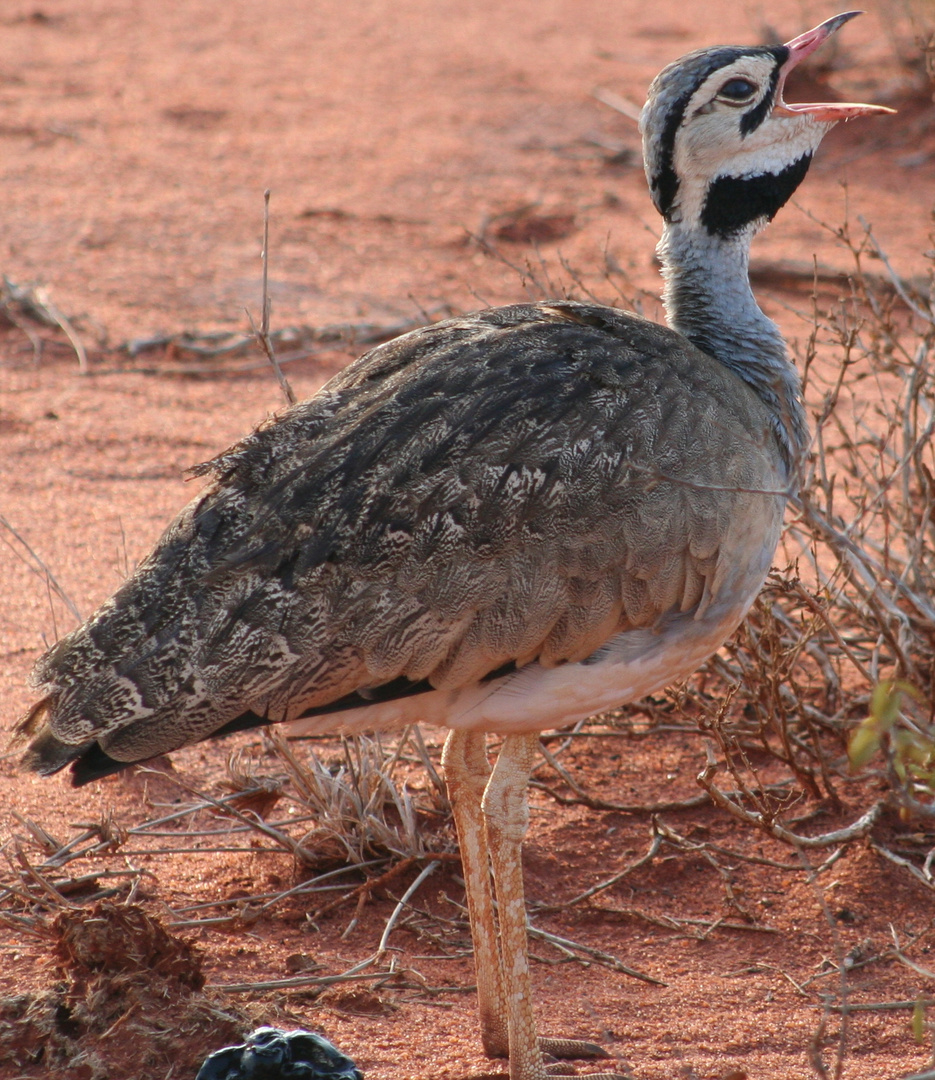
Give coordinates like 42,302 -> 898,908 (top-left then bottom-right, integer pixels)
679,112 -> 826,180
739,118 -> 828,170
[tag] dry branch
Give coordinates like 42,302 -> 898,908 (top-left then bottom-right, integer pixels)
697,747 -> 884,848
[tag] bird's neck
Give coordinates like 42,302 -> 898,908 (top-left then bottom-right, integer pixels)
657,221 -> 808,471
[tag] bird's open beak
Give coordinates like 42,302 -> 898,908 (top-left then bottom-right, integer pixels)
775,10 -> 895,121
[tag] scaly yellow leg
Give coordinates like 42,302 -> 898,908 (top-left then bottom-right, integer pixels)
442,729 -> 509,1057
482,732 -> 549,1079
446,729 -> 630,1079
483,733 -> 631,1080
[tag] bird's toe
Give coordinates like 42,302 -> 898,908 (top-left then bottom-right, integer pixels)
544,1069 -> 631,1080
539,1037 -> 610,1060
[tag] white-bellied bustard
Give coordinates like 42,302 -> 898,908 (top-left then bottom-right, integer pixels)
16,13 -> 889,1079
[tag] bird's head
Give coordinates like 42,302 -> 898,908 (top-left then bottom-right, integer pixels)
641,11 -> 893,238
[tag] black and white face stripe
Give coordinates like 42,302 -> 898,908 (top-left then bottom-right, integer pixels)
641,42 -> 817,233
737,57 -> 785,135
643,45 -> 788,219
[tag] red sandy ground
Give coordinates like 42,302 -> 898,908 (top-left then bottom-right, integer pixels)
1,2 -> 935,1078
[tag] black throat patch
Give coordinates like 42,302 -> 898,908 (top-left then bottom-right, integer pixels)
700,153 -> 812,237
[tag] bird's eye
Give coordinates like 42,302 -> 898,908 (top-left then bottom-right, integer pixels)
718,78 -> 757,102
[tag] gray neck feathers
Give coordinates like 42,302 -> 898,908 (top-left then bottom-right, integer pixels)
658,221 -> 808,472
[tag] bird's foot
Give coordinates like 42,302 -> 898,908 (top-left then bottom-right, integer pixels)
539,1071 -> 626,1080
539,1038 -> 610,1060
545,1071 -> 630,1080
540,1038 -> 630,1079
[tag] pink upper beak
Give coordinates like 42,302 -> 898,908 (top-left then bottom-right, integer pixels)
775,11 -> 895,121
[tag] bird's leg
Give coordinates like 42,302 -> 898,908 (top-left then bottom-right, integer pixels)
441,729 -> 509,1058
484,733 -> 630,1080
483,732 -> 550,1080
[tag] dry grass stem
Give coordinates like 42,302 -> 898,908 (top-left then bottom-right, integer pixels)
1,275 -> 88,372
526,924 -> 664,985
0,513 -> 83,624
245,188 -> 296,407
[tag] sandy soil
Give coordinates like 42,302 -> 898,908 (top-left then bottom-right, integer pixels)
2,2 -> 935,1078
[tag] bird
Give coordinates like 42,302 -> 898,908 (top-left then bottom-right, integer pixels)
15,13 -> 889,1080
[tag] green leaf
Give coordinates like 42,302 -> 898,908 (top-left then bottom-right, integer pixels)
869,680 -> 904,731
848,723 -> 881,769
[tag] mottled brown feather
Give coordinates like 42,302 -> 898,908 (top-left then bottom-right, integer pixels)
20,301 -> 787,772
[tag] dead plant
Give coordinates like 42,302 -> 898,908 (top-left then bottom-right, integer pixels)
264,727 -> 452,868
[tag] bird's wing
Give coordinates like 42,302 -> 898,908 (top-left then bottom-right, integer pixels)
22,302 -> 786,768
